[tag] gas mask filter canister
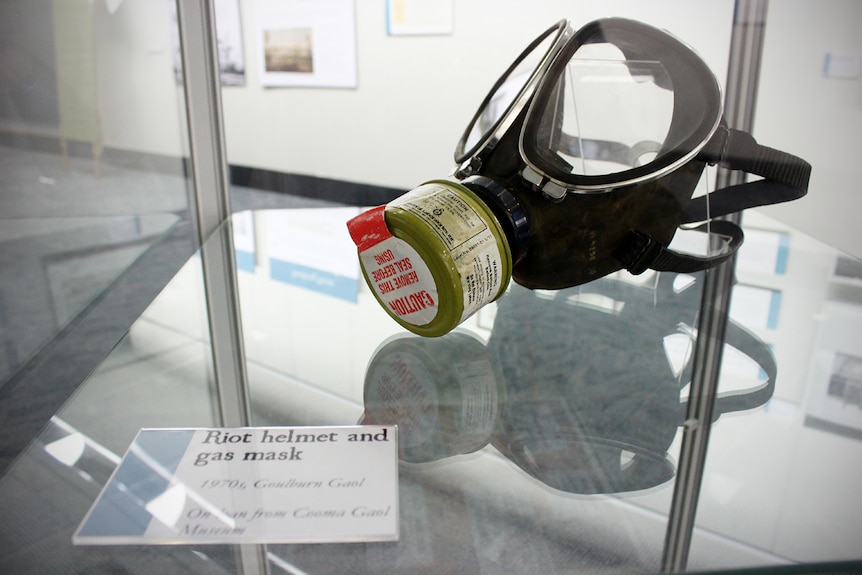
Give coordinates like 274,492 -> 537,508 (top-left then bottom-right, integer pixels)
347,180 -> 512,337
348,18 -> 811,337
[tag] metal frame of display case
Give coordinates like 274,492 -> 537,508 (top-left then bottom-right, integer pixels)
176,1 -> 252,431
175,2 -> 264,574
662,0 -> 769,570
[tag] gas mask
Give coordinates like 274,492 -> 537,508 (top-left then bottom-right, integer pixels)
348,18 -> 810,337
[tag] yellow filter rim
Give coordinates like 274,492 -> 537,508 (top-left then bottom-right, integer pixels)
378,179 -> 513,337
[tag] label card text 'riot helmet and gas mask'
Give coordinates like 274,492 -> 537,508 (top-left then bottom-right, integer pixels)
348,18 -> 810,337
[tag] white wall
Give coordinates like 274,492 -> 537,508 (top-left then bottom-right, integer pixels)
92,0 -> 734,184
91,0 -> 862,258
220,0 -> 734,190
752,0 -> 862,258
94,0 -> 188,157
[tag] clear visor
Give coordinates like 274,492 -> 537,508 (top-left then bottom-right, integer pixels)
519,18 -> 722,192
456,22 -> 569,163
461,61 -> 533,155
457,19 -> 722,193
545,46 -> 675,177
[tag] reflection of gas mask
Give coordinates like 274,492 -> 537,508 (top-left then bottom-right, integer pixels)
359,272 -> 778,493
348,18 -> 810,337
488,274 -> 777,494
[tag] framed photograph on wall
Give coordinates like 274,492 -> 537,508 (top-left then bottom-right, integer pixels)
255,0 -> 357,88
805,301 -> 862,440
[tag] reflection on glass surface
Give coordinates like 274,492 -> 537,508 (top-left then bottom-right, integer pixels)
224,209 -> 861,571
0,214 -> 181,389
361,331 -> 501,464
360,274 -> 775,497
0,2 -> 229,572
689,211 -> 862,567
0,0 -> 195,395
41,416 -> 121,486
1,207 -> 862,573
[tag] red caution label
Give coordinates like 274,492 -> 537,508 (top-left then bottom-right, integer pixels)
347,207 -> 439,327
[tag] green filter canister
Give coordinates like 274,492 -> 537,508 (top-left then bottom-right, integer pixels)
349,180 -> 512,337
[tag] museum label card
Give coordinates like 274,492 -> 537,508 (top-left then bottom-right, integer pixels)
74,425 -> 399,545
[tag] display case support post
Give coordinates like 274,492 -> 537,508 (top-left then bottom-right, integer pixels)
661,0 -> 769,571
176,2 -> 268,574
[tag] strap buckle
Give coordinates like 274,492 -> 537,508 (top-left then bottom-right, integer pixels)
617,231 -> 663,275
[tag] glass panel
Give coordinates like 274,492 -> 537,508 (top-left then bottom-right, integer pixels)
5,212 -> 709,573
0,243 -> 239,572
0,0 -> 229,572
0,0 -> 194,393
5,209 -> 853,574
215,3 -> 734,573
230,208 -> 706,573
18,3 -> 846,574
686,212 -> 862,570
683,0 -> 862,568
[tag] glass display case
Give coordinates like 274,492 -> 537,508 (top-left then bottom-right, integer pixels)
2,207 -> 861,574
1,1 -> 860,574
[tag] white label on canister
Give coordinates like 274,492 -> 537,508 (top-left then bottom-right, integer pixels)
348,206 -> 440,326
389,184 -> 505,322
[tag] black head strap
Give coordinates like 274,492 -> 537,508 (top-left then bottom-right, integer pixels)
616,220 -> 744,275
617,126 -> 810,276
682,126 -> 811,223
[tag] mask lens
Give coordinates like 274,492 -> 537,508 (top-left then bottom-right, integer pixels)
461,59 -> 533,154
538,45 -> 675,177
520,18 -> 722,192
456,23 -> 568,163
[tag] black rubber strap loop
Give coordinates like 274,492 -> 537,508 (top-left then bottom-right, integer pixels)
616,220 -> 744,275
711,319 -> 777,417
724,129 -> 811,190
682,180 -> 807,224
684,128 -> 812,223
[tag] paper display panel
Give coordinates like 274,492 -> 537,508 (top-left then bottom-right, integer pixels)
386,0 -> 454,35
74,426 -> 399,545
167,0 -> 247,86
805,302 -> 862,439
233,210 -> 255,273
267,208 -> 361,302
736,228 -> 790,275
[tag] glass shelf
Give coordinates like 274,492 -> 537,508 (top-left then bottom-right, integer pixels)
2,207 -> 859,574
